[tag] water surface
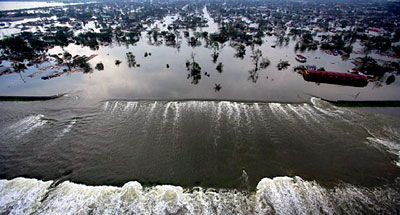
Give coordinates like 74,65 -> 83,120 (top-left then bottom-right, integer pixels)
0,1 -> 78,11
1,5 -> 400,215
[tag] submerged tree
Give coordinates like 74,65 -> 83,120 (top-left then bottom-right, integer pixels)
95,62 -> 104,71
386,75 -> 395,85
188,36 -> 201,47
216,62 -> 223,73
63,51 -> 73,71
210,42 -> 220,63
12,62 -> 27,83
126,52 -> 136,68
277,61 -> 290,70
260,57 -> 271,69
250,49 -> 262,71
211,52 -> 219,63
0,36 -> 35,61
186,53 -> 202,85
234,43 -> 246,59
248,68 -> 259,83
247,49 -> 265,83
73,56 -> 92,73
358,56 -> 392,77
63,51 -> 72,60
214,83 -> 222,92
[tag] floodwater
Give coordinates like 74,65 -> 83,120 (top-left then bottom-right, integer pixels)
0,1 -> 79,11
0,7 -> 399,104
1,6 -> 400,215
0,97 -> 400,214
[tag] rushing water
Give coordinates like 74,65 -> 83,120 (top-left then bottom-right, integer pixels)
1,176 -> 400,215
0,97 -> 400,214
1,5 -> 400,214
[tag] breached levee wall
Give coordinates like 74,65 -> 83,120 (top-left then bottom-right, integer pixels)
99,98 -> 400,166
1,176 -> 399,215
1,98 -> 400,214
2,98 -> 400,171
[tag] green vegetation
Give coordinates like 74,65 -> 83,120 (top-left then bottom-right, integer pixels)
214,83 -> 221,92
186,53 -> 202,85
260,58 -> 270,69
320,34 -> 352,55
0,0 -> 399,88
126,52 -> 136,68
277,61 -> 290,70
216,62 -> 223,73
95,62 -> 104,71
358,56 -> 393,77
73,56 -> 92,73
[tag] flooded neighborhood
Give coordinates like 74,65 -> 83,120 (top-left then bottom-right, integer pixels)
0,0 -> 400,214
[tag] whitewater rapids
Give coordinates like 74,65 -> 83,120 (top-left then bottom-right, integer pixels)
1,176 -> 399,215
1,98 -> 400,214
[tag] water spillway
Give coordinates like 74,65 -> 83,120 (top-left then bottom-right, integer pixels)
0,98 -> 400,214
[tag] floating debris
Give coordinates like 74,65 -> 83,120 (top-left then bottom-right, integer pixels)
295,54 -> 307,63
27,71 -> 42,78
41,71 -> 66,80
87,54 -> 98,61
277,61 -> 290,70
0,67 -> 11,76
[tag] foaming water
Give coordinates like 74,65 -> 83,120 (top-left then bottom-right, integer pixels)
124,102 -> 139,112
287,104 -> 308,122
0,176 -> 399,215
62,119 -> 77,135
365,126 -> 400,167
103,101 -> 110,111
1,98 -> 400,203
254,176 -> 400,215
0,178 -> 53,215
269,103 -> 292,120
300,104 -> 323,122
310,97 -> 353,123
53,118 -> 77,142
163,102 -> 173,124
7,114 -> 47,138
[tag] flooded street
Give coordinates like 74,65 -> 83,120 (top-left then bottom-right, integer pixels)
1,3 -> 400,215
1,8 -> 399,103
0,1 -> 82,11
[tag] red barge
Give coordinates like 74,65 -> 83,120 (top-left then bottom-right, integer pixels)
303,70 -> 368,87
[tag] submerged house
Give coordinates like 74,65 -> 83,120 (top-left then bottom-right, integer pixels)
0,67 -> 11,76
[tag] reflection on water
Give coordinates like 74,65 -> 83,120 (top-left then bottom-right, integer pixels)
1,3 -> 400,214
0,1 -> 81,11
0,7 -> 399,104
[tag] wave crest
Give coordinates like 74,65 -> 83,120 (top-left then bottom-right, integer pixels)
1,176 -> 399,215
